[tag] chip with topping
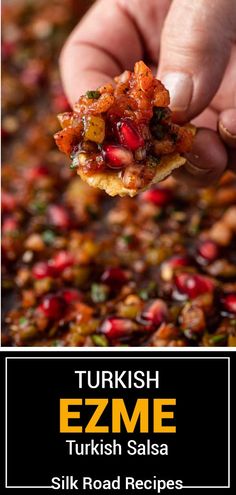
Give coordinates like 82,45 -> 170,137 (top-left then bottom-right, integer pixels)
54,61 -> 195,197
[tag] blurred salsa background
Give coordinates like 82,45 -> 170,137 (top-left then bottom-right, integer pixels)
2,0 -> 93,165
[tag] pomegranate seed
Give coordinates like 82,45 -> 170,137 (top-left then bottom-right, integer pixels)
164,255 -> 190,269
51,250 -> 74,272
100,317 -> 133,340
32,261 -> 55,279
101,267 -> 127,286
161,255 -> 190,281
21,65 -> 44,87
198,240 -> 219,262
2,41 -> 16,60
60,288 -> 82,304
48,204 -> 70,229
117,118 -> 144,150
1,128 -> 10,140
169,255 -> 190,268
141,187 -> 173,206
2,217 -> 18,233
1,192 -> 16,212
103,144 -> 133,169
175,273 -> 215,299
53,94 -> 70,112
40,294 -> 65,319
140,299 -> 168,328
221,293 -> 236,314
25,165 -> 49,181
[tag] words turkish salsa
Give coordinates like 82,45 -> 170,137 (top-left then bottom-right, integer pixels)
54,61 -> 194,196
2,0 -> 236,347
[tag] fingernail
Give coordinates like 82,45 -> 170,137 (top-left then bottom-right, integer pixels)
218,121 -> 236,149
185,161 -> 209,176
184,152 -> 211,177
162,72 -> 193,112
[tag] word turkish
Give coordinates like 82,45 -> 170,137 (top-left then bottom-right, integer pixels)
74,370 -> 159,389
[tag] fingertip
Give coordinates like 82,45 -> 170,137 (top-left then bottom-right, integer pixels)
218,108 -> 236,149
158,0 -> 233,123
174,128 -> 228,187
60,41 -> 114,107
160,72 -> 193,123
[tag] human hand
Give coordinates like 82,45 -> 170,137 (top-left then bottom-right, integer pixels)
60,0 -> 236,187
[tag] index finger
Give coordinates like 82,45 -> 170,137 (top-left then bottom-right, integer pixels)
60,0 -> 171,106
59,0 -> 142,105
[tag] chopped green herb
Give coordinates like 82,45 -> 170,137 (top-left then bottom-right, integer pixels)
152,124 -> 166,140
183,329 -> 199,341
171,132 -> 179,144
138,288 -> 149,301
42,230 -> 55,245
189,224 -> 200,236
147,155 -> 160,168
19,316 -> 27,326
209,334 -> 227,345
153,107 -> 167,121
70,145 -> 79,160
51,339 -> 62,346
153,212 -> 163,222
70,153 -> 80,169
5,230 -> 20,238
70,161 -> 78,169
92,334 -> 108,347
138,281 -> 157,301
2,278 -> 14,289
86,205 -> 98,219
122,234 -> 134,245
86,90 -> 100,99
91,283 -> 109,303
31,201 -> 47,214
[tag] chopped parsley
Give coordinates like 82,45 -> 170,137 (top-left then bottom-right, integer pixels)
51,339 -> 62,346
70,161 -> 78,169
147,154 -> 160,168
86,90 -> 100,99
5,230 -> 20,238
209,334 -> 227,345
91,283 -> 109,303
151,123 -> 166,140
122,234 -> 134,245
92,334 -> 108,347
150,108 -> 170,139
138,281 -> 157,301
19,316 -> 27,326
153,107 -> 168,121
42,230 -> 55,245
86,205 -> 98,219
171,132 -> 179,144
31,200 -> 47,214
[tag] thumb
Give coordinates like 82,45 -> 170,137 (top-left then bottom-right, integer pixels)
158,0 -> 235,122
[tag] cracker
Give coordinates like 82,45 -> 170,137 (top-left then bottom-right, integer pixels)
78,153 -> 186,197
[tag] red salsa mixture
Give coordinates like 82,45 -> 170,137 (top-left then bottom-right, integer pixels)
54,60 -> 193,194
2,0 -> 236,347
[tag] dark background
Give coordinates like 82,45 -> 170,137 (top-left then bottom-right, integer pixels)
0,350 -> 234,494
